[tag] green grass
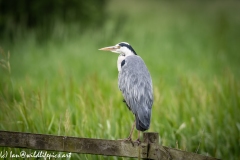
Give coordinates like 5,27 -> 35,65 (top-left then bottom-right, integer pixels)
0,0 -> 240,159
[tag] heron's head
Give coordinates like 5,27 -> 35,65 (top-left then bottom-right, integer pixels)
99,42 -> 137,56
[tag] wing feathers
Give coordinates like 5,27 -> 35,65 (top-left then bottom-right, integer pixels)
118,55 -> 153,131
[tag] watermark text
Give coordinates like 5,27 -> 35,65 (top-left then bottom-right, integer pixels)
0,151 -> 72,159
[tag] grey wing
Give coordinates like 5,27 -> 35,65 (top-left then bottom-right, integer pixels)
118,56 -> 153,131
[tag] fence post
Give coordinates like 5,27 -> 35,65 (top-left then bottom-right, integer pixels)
143,132 -> 171,160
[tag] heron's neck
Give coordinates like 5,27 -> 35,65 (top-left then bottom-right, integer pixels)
117,55 -> 126,72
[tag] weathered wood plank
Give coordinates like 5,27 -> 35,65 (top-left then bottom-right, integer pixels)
0,131 -> 220,160
0,130 -> 146,158
147,144 -> 220,160
143,133 -> 219,160
162,146 -> 219,160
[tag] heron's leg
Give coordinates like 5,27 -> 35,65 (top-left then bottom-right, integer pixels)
126,121 -> 136,140
135,131 -> 141,145
118,121 -> 136,145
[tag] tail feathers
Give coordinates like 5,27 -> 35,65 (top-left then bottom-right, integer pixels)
135,114 -> 150,131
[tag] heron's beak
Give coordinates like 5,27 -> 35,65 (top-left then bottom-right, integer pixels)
99,46 -> 117,51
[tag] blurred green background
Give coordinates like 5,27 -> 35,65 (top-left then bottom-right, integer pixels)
0,0 -> 240,159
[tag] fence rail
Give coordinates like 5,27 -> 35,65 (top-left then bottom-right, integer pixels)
0,131 -> 219,160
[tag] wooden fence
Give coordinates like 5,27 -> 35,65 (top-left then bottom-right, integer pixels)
0,131 -> 219,159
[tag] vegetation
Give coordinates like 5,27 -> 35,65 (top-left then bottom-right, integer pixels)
0,0 -> 240,159
0,0 -> 107,40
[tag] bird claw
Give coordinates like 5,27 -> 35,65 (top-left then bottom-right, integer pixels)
119,137 -> 134,146
134,138 -> 141,146
118,137 -> 141,146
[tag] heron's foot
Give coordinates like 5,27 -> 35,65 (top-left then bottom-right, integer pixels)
134,138 -> 141,146
118,137 -> 141,146
118,137 -> 134,146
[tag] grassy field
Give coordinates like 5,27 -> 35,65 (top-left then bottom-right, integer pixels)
1,0 -> 240,159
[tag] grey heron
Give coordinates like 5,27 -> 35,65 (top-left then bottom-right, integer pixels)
99,42 -> 153,143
